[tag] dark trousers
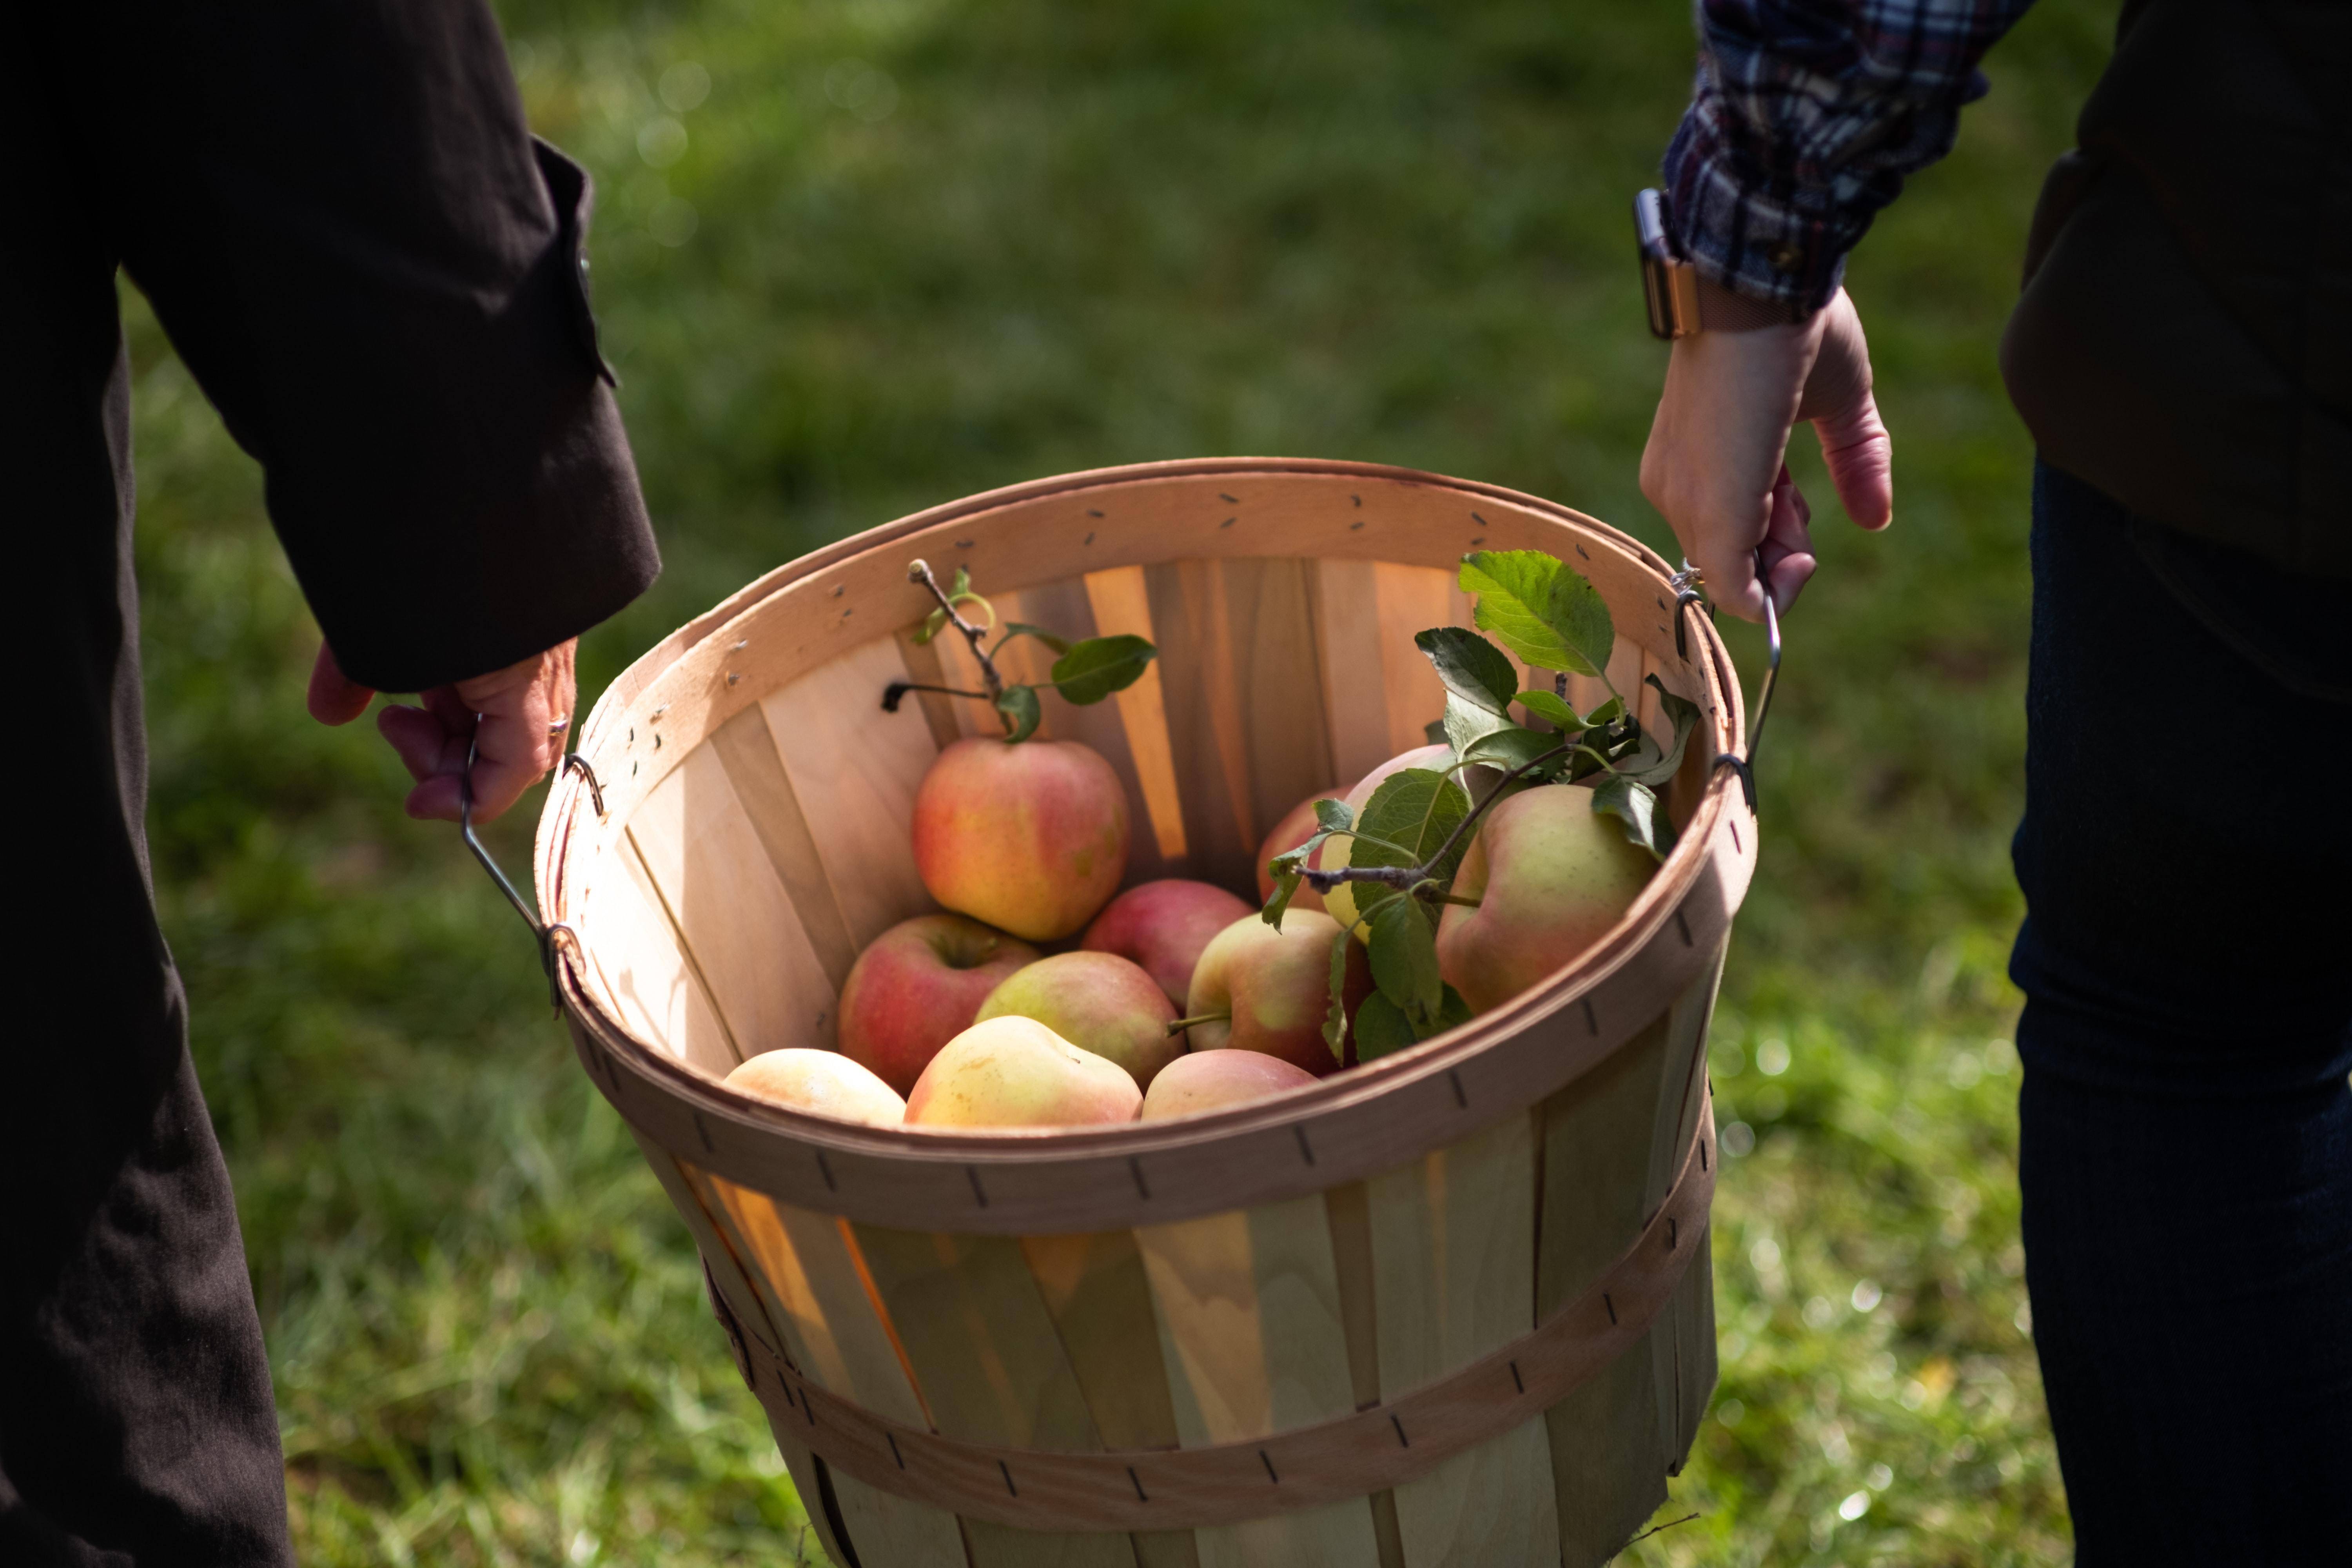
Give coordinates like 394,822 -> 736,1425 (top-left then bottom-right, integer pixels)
2,238 -> 294,1563
2011,462 -> 2352,1565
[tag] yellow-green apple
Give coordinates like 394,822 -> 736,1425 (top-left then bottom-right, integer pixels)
724,1049 -> 906,1125
1316,743 -> 1457,936
903,1016 -> 1143,1129
1255,793 -> 1340,910
1435,784 -> 1655,1014
1138,1050 -> 1320,1120
911,737 -> 1130,941
837,913 -> 1039,1094
1181,909 -> 1371,1074
975,951 -> 1182,1088
1080,879 -> 1254,1008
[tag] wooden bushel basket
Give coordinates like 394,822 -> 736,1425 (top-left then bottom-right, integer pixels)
530,459 -> 1755,1567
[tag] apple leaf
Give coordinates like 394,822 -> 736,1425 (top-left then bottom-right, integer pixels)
1313,797 -> 1354,833
1414,626 -> 1519,715
1353,983 -> 1472,1062
1515,688 -> 1617,734
1459,550 -> 1614,677
1352,994 -> 1417,1062
1050,635 -> 1157,705
1261,832 -> 1338,929
1609,676 -> 1702,789
1262,864 -> 1303,928
1514,688 -> 1581,730
1322,930 -> 1352,1061
1367,897 -> 1443,1021
995,621 -> 1072,656
1461,723 -> 1569,775
1422,717 -> 1448,745
995,684 -> 1043,744
1591,773 -> 1671,860
1441,690 -> 1519,762
1352,767 -> 1473,895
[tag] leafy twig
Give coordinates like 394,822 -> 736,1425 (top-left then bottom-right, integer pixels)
908,558 -> 1004,700
1301,741 -> 1572,897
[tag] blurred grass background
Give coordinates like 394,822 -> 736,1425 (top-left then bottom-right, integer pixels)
127,0 -> 2118,1561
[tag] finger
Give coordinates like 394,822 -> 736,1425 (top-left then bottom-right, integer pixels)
455,718 -> 542,823
420,684 -> 476,732
377,703 -> 461,784
306,642 -> 374,726
1797,290 -> 1893,532
1757,467 -> 1818,615
1815,387 -> 1894,532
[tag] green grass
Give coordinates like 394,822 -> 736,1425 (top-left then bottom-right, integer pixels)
129,0 -> 2118,1561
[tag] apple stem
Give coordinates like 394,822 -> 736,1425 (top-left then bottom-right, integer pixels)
1165,1012 -> 1230,1036
1434,893 -> 1483,909
908,559 -> 1006,701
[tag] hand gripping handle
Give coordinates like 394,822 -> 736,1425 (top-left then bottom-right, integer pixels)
1669,550 -> 1780,813
458,726 -> 597,1009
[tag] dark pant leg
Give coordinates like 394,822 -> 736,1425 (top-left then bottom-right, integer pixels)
2011,461 -> 2352,1566
1,192 -> 294,1565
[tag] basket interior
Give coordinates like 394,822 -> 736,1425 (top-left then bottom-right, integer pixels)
566,548 -> 1716,1082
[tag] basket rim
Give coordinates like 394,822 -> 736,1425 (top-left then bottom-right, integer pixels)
536,457 -> 1751,1223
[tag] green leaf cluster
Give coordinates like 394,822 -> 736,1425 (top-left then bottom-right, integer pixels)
1274,547 -> 1703,1061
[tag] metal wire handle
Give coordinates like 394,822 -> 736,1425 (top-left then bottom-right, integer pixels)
1669,550 -> 1781,813
459,726 -> 596,1008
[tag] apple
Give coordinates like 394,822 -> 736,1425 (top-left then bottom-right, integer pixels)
725,1049 -> 906,1126
1255,793 -> 1339,909
1181,909 -> 1369,1075
1435,784 -> 1656,1014
1316,743 -> 1457,937
1138,1049 -> 1321,1120
912,737 -> 1130,941
837,913 -> 1040,1095
975,951 -> 1182,1088
1080,878 -> 1255,1008
903,1016 -> 1143,1129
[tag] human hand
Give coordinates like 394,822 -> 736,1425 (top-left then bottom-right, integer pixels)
1638,285 -> 1892,621
307,640 -> 579,822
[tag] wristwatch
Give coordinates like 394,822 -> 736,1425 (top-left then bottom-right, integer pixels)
1636,188 -> 1700,340
1636,188 -> 1804,338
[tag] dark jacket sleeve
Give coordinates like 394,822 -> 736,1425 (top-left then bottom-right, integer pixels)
92,0 -> 659,692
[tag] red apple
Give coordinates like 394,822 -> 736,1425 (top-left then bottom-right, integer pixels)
837,914 -> 1040,1094
1080,879 -> 1255,1008
904,1016 -> 1143,1129
1436,784 -> 1656,1014
975,951 -> 1182,1088
725,1049 -> 906,1126
1182,909 -> 1370,1075
912,737 -> 1130,941
1317,743 -> 1457,937
1138,1050 -> 1321,1120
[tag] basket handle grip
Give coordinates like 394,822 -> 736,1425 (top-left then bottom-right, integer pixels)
1670,549 -> 1780,813
458,726 -> 592,1009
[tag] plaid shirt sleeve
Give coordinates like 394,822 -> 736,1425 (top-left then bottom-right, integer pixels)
1662,0 -> 2038,314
